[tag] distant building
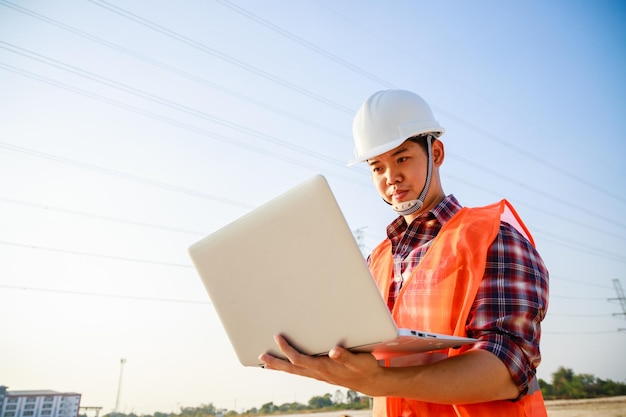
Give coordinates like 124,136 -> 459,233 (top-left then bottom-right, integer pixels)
0,388 -> 81,417
0,387 -> 7,412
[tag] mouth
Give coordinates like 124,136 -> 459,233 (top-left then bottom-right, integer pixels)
390,189 -> 409,202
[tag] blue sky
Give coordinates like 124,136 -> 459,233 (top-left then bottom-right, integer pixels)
1,0 -> 625,414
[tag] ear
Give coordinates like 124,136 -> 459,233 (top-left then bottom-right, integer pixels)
432,139 -> 445,166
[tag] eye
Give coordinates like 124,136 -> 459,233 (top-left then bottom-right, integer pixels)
397,156 -> 408,164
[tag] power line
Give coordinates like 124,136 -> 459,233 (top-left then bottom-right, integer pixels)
2,0 -> 622,215
0,240 -> 193,268
434,108 -> 626,207
536,233 -> 626,264
444,171 -> 626,244
0,40 -> 358,172
2,194 -> 623,297
84,0 -> 354,114
0,284 -> 613,323
447,153 -> 626,233
5,236 -> 616,305
443,172 -> 626,262
549,275 -> 614,290
0,63 -> 369,188
10,0 -> 621,215
0,122 -> 623,272
550,295 -> 610,301
1,282 -> 617,336
0,0 -> 623,293
2,27 -> 623,239
214,0 -> 394,89
1,115 -> 622,267
75,0 -> 626,215
0,0 -> 620,390
0,283 -> 209,304
0,196 -> 205,236
0,140 -> 255,209
215,0 -> 626,208
0,0 -> 352,143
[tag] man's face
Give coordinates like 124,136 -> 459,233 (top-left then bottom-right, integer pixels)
367,140 -> 429,207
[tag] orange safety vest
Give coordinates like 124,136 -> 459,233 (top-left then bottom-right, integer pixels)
368,200 -> 547,417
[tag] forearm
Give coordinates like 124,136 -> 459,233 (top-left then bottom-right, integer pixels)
369,349 -> 519,404
261,336 -> 520,405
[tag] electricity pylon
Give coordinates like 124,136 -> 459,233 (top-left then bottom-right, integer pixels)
353,227 -> 368,257
610,279 -> 626,332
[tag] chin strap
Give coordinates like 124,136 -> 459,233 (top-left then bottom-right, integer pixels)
392,199 -> 422,216
390,135 -> 434,216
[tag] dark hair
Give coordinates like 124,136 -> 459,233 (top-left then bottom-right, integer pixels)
407,134 -> 432,154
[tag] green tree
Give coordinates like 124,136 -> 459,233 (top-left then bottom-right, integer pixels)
276,402 -> 304,413
600,378 -> 626,397
543,366 -> 626,400
308,394 -> 333,409
552,367 -> 578,398
259,402 -> 276,414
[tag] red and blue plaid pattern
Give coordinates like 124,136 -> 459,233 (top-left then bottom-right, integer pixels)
369,195 -> 549,396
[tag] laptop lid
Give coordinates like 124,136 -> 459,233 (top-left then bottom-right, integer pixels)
188,175 -> 475,366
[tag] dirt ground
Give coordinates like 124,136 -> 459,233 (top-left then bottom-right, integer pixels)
545,396 -> 626,417
304,397 -> 626,417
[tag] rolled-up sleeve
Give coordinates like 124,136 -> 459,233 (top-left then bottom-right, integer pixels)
466,222 -> 549,396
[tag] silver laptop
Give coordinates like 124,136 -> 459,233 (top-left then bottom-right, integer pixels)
188,175 -> 476,366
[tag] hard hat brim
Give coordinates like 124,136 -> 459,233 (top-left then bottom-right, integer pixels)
347,129 -> 444,166
347,136 -> 407,166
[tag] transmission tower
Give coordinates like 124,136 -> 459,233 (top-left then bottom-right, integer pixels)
609,279 -> 626,333
353,227 -> 368,257
610,279 -> 626,318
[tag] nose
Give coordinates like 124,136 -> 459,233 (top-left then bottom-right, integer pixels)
384,166 -> 401,185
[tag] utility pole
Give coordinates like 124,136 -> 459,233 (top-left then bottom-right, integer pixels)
114,358 -> 126,417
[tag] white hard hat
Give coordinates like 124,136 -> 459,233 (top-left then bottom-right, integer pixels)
349,89 -> 445,165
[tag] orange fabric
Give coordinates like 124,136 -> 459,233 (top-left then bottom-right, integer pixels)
368,200 -> 547,417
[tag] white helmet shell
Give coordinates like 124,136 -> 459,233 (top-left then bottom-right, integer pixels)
349,90 -> 445,165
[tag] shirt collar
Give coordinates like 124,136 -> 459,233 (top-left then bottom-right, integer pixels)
430,194 -> 463,225
386,194 -> 462,240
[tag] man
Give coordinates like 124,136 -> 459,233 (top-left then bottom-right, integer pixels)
259,90 -> 549,416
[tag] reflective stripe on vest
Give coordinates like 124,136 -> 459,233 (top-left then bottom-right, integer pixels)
368,200 -> 547,417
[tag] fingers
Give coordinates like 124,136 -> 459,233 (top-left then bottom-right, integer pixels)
274,335 -> 345,367
274,335 -> 301,361
258,335 -> 382,395
258,336 -> 358,373
258,335 -> 309,372
258,335 -> 336,374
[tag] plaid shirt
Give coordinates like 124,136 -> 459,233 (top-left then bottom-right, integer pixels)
371,195 -> 549,395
